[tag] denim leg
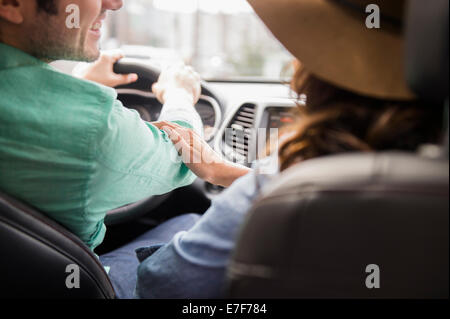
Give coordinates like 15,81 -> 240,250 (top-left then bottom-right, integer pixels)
99,213 -> 201,299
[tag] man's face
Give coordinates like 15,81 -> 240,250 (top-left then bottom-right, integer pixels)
4,0 -> 123,62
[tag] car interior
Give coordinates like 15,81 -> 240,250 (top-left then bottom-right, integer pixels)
0,0 -> 448,298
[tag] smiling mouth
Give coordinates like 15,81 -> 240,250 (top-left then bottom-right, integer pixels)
90,11 -> 106,35
90,22 -> 102,32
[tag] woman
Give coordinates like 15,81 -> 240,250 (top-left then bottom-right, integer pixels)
107,0 -> 444,298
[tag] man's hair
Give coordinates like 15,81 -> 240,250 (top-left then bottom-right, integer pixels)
36,0 -> 58,14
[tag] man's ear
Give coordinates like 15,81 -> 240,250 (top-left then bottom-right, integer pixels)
0,0 -> 24,24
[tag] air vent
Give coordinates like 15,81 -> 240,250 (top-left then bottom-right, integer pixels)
223,103 -> 256,162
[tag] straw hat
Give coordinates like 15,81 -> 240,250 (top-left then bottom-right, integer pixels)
247,0 -> 415,100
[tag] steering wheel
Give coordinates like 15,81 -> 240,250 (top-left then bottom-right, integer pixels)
112,58 -> 220,99
104,59 -> 220,226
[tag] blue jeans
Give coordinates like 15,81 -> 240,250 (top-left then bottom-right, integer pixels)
99,213 -> 201,299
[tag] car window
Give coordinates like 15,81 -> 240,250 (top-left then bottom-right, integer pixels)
102,0 -> 293,81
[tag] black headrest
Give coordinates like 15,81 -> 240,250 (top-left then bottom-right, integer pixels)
405,0 -> 449,101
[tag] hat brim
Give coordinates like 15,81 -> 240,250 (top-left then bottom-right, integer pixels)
248,0 -> 415,100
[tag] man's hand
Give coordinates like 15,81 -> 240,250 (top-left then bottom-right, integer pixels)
153,121 -> 251,187
77,52 -> 138,87
152,64 -> 201,105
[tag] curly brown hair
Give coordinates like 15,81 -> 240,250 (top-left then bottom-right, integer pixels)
278,62 -> 443,171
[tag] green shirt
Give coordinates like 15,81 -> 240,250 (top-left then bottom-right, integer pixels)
0,43 -> 201,250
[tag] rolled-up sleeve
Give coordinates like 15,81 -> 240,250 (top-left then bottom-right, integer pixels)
158,88 -> 204,137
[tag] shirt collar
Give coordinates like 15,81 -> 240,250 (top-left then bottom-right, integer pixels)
0,42 -> 48,71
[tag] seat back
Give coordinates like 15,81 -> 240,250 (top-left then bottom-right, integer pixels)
0,192 -> 115,298
227,153 -> 449,298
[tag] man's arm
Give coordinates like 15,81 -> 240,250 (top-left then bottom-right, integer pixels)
152,64 -> 203,136
84,65 -> 203,250
77,55 -> 203,135
89,100 -> 197,215
90,64 -> 204,206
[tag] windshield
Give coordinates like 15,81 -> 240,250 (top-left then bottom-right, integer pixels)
102,0 -> 293,81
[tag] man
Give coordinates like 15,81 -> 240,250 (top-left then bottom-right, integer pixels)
0,0 -> 204,250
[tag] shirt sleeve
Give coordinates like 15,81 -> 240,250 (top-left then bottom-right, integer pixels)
135,170 -> 266,299
88,99 -> 198,219
158,88 -> 204,137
